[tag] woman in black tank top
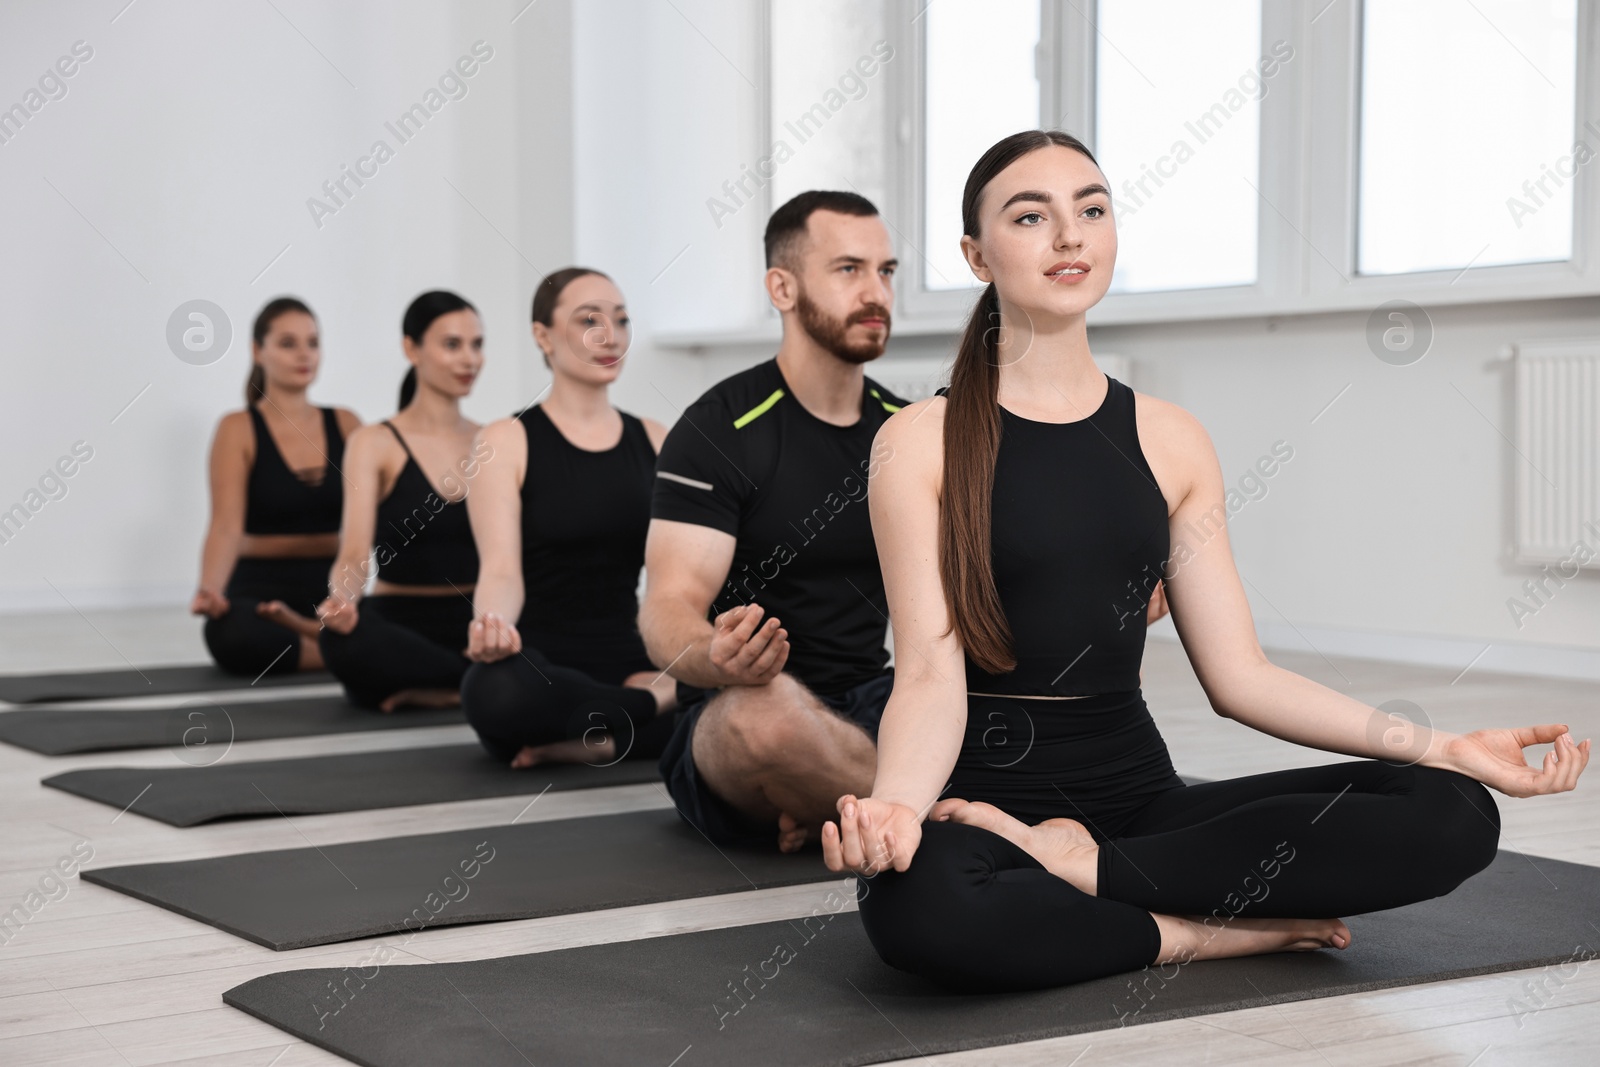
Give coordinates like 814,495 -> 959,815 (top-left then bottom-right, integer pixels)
193,297 -> 360,677
461,268 -> 679,767
823,132 -> 1583,993
314,291 -> 485,711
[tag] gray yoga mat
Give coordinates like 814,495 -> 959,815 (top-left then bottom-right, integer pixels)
42,744 -> 661,826
83,809 -> 838,950
225,849 -> 1600,1066
0,664 -> 332,704
0,696 -> 464,755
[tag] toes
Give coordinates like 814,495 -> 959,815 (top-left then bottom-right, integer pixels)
944,801 -> 1002,827
929,798 -> 968,821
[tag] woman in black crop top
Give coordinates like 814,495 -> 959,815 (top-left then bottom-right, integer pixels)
314,291 -> 486,711
822,131 -> 1587,993
461,268 -> 679,766
192,297 -> 361,677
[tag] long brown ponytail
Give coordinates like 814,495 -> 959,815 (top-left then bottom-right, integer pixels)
939,129 -> 1101,675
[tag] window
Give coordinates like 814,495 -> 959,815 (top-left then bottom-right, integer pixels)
1094,0 -> 1262,293
922,0 -> 1041,291
663,0 -> 1600,347
767,0 -> 891,217
1358,0 -> 1578,275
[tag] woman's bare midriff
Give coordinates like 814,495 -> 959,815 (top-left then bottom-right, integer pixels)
239,533 -> 340,558
967,691 -> 1094,700
371,579 -> 475,597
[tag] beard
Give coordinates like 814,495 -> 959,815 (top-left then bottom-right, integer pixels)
795,290 -> 891,365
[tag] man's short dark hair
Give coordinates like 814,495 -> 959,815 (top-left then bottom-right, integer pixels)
764,190 -> 879,270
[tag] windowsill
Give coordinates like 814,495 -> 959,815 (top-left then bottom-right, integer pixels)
653,280 -> 1600,351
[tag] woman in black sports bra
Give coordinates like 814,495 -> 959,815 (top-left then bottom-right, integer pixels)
192,297 -> 360,677
461,268 -> 678,766
314,291 -> 485,711
822,131 -> 1588,992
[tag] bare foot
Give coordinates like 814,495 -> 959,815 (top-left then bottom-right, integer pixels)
624,670 -> 679,714
377,688 -> 463,714
1153,913 -> 1352,965
777,811 -> 810,853
298,635 -> 325,672
931,799 -> 1100,894
510,734 -> 619,768
256,600 -> 321,638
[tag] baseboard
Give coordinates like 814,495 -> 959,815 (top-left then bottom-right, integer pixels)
1148,618 -> 1600,683
0,584 -> 193,616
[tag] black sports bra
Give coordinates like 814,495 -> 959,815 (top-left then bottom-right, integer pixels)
372,422 -> 480,586
243,405 -> 345,535
943,377 -> 1170,696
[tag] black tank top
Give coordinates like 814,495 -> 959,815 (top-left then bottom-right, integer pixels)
516,405 -> 654,634
961,375 -> 1169,696
243,405 -> 345,535
943,375 -> 1183,832
373,422 -> 480,586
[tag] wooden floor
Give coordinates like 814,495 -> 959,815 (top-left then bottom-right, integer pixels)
2,607 -> 1597,1066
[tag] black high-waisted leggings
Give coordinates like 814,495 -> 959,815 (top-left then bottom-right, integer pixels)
461,626 -> 677,764
318,594 -> 473,709
857,696 -> 1502,993
203,557 -> 331,677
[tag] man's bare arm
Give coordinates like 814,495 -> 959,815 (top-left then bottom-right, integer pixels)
638,518 -> 789,688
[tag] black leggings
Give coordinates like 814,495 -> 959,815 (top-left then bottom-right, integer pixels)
318,595 -> 473,709
461,626 -> 675,764
203,557 -> 330,677
857,759 -> 1501,992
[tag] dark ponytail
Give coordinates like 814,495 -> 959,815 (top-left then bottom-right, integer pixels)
939,129 -> 1101,675
248,296 -> 314,406
400,289 -> 475,409
246,365 -> 267,407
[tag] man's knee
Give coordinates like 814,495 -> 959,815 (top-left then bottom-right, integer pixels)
696,675 -> 813,772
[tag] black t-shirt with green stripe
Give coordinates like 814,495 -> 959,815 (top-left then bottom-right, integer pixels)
652,357 -> 907,697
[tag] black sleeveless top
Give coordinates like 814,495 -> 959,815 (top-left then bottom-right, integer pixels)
244,405 -> 345,535
372,422 -> 480,586
516,405 -> 654,634
959,375 -> 1169,696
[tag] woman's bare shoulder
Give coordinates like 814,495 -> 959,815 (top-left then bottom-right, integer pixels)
343,421 -> 404,458
640,415 -> 670,452
213,409 -> 254,447
1131,389 -> 1212,451
1130,389 -> 1218,504
876,394 -> 946,446
477,415 -> 528,447
871,395 -> 946,491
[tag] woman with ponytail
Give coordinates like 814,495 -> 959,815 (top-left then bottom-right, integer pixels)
822,130 -> 1582,991
315,291 -> 485,710
192,298 -> 360,676
460,268 -> 678,767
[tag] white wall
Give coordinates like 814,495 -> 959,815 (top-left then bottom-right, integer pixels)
1098,298 -> 1600,674
0,0 -> 573,611
568,0 -> 772,421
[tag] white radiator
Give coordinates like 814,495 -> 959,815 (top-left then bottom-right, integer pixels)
1511,338 -> 1600,570
869,353 -> 1133,403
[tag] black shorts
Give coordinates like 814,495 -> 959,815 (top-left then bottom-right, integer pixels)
656,669 -> 894,850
